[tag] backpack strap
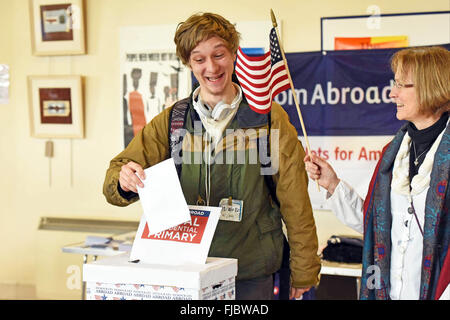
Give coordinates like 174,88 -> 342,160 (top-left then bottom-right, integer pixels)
261,111 -> 280,207
168,97 -> 190,177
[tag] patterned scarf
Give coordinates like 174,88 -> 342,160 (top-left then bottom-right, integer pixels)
360,122 -> 450,300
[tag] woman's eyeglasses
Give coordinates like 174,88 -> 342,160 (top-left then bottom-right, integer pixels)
392,80 -> 414,89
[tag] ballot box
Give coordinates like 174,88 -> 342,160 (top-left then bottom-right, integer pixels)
83,253 -> 237,300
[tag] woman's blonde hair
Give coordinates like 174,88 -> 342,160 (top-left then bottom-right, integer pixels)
391,46 -> 450,116
174,12 -> 240,66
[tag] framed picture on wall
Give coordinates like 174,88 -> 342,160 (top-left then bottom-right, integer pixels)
29,0 -> 86,55
28,75 -> 84,138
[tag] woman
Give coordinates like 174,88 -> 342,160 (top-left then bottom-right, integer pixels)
104,12 -> 320,300
305,46 -> 449,300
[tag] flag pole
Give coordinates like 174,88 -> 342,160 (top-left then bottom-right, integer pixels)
270,9 -> 320,191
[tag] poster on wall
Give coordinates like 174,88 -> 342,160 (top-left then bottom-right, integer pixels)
321,11 -> 450,51
120,25 -> 191,147
334,36 -> 408,50
121,50 -> 191,146
119,21 -> 274,148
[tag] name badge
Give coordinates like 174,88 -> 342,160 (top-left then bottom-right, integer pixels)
219,198 -> 243,222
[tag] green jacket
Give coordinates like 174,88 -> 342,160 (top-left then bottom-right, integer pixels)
103,98 -> 321,288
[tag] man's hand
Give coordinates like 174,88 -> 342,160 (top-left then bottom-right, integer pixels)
290,286 -> 311,299
119,161 -> 145,193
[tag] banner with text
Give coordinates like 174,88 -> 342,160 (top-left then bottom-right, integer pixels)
275,45 -> 449,209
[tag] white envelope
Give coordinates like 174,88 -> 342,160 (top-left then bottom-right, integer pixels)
129,205 -> 222,265
136,158 -> 191,236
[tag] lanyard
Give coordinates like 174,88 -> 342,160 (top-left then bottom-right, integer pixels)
198,131 -> 212,206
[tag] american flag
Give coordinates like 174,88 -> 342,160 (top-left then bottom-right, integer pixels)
235,28 -> 290,113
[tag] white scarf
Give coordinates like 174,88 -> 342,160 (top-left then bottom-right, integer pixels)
391,127 -> 446,197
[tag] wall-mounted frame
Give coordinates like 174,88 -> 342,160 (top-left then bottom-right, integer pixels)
28,75 -> 84,138
29,0 -> 86,55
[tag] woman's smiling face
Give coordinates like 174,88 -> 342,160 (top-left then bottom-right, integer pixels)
389,69 -> 422,124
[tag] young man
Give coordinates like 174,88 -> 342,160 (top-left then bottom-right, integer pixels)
103,12 -> 320,300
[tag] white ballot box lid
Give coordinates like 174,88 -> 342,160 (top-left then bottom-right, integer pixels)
83,253 -> 237,289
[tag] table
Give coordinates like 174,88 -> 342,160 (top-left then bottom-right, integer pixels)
320,260 -> 362,299
62,232 -> 135,300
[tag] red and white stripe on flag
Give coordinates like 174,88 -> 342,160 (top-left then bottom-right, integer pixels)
235,28 -> 290,114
